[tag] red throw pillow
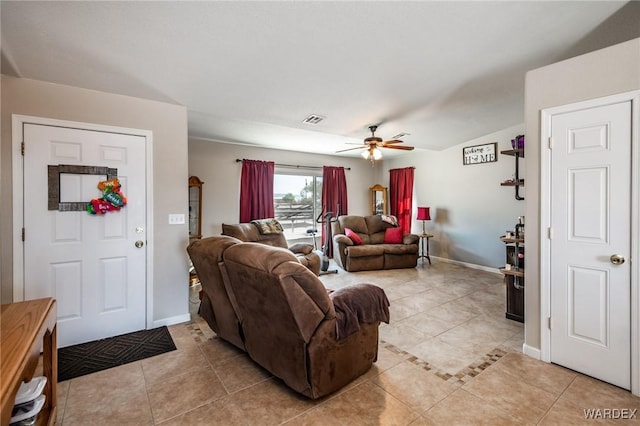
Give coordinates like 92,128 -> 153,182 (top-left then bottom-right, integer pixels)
344,228 -> 363,245
384,227 -> 404,244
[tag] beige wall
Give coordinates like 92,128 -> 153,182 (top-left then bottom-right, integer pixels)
1,76 -> 190,324
524,38 -> 640,351
382,124 -> 525,268
188,138 -> 377,237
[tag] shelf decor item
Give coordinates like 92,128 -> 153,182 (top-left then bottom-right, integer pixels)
511,134 -> 525,149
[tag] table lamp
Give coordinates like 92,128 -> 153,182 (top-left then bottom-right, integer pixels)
417,207 -> 431,235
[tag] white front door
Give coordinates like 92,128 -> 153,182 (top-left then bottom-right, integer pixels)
550,100 -> 632,389
23,123 -> 147,348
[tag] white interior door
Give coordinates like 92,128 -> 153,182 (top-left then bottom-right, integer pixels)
550,100 -> 632,389
23,123 -> 147,348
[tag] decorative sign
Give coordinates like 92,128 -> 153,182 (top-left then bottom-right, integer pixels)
86,178 -> 127,215
462,142 -> 497,165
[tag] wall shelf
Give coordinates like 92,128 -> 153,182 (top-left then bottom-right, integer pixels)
499,267 -> 524,277
500,236 -> 524,244
500,148 -> 524,157
500,148 -> 525,200
500,180 -> 525,187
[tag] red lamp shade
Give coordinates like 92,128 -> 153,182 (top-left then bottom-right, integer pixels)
417,207 -> 431,221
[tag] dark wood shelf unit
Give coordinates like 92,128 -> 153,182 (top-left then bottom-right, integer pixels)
500,236 -> 524,244
500,267 -> 524,277
500,148 -> 524,157
500,180 -> 525,187
499,236 -> 524,323
500,148 -> 524,200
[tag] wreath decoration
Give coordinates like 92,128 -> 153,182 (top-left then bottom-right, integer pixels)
86,178 -> 127,215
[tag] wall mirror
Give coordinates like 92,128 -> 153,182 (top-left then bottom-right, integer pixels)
189,176 -> 204,240
370,184 -> 387,215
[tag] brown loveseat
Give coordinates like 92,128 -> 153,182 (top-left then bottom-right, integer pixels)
222,220 -> 321,275
187,236 -> 390,399
332,215 -> 419,272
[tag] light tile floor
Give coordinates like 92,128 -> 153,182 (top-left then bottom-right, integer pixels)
54,260 -> 640,425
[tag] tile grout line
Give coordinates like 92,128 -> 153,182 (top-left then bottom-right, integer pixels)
534,374 -> 580,425
380,339 -> 508,386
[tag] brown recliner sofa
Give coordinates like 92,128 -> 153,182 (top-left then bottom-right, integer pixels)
222,220 -> 321,275
186,235 -> 245,350
222,242 -> 390,399
332,215 -> 419,272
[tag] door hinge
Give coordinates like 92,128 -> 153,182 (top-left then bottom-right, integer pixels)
21,227 -> 25,241
548,317 -> 552,329
548,227 -> 553,239
548,137 -> 553,149
21,141 -> 25,156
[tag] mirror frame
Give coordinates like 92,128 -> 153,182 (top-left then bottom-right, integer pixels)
370,184 -> 387,215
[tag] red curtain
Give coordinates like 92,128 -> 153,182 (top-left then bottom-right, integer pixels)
389,167 -> 414,234
321,166 -> 348,258
239,159 -> 275,223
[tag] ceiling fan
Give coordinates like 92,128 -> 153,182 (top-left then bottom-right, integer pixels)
337,125 -> 414,163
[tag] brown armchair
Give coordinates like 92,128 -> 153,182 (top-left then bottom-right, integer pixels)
186,235 -> 245,351
222,220 -> 321,275
222,242 -> 389,399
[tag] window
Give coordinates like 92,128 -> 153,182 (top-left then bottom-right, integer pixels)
274,173 -> 323,239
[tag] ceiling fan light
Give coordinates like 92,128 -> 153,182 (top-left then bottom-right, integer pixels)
361,149 -> 370,159
372,147 -> 382,160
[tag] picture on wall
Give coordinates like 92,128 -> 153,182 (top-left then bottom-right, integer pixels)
462,142 -> 497,165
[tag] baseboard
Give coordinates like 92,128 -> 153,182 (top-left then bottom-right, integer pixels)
522,344 -> 541,360
152,313 -> 191,328
431,256 -> 501,275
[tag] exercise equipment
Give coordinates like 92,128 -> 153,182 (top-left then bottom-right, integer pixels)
314,208 -> 339,275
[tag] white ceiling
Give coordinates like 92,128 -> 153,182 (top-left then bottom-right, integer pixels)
1,1 -> 636,157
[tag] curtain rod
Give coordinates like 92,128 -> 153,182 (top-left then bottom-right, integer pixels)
235,159 -> 350,171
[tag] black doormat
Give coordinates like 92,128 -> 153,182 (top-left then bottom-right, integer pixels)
58,326 -> 176,382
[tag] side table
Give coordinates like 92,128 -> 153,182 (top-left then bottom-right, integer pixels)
418,233 -> 434,265
1,298 -> 57,426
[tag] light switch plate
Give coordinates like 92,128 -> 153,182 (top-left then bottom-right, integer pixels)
169,214 -> 185,225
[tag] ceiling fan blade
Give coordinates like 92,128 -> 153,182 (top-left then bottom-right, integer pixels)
382,139 -> 403,145
336,146 -> 367,153
383,145 -> 414,151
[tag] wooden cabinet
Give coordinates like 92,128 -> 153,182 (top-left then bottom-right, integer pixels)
500,148 -> 524,200
499,235 -> 524,323
189,176 -> 204,240
1,298 -> 57,426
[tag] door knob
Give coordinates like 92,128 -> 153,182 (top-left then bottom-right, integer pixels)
135,240 -> 144,248
610,254 -> 625,265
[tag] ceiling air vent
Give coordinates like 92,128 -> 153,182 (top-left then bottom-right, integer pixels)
302,114 -> 325,125
392,132 -> 410,139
